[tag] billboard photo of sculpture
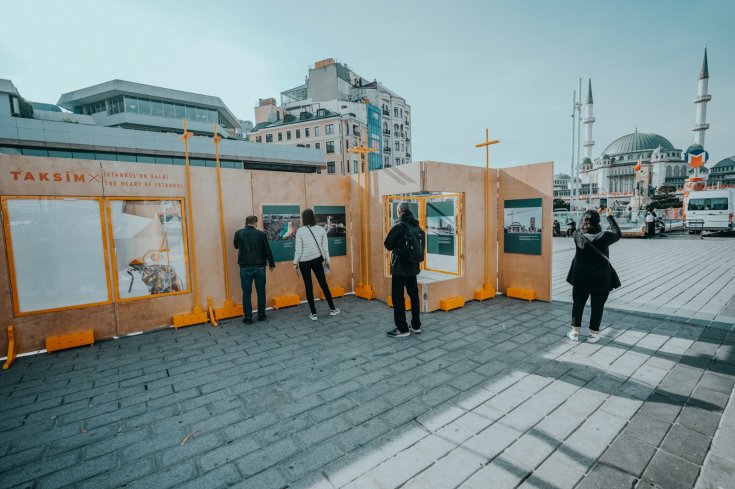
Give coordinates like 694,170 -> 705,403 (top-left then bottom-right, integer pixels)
503,198 -> 543,255
314,205 -> 347,256
109,199 -> 188,300
262,205 -> 300,262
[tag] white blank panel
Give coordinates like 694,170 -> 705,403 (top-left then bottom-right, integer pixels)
6,198 -> 109,313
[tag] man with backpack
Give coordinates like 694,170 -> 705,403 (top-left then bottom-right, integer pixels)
384,202 -> 425,337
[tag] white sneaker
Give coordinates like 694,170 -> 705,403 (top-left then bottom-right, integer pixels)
329,308 -> 340,316
587,333 -> 600,343
566,330 -> 579,342
309,314 -> 318,321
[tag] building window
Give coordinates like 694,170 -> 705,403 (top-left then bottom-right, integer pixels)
278,132 -> 283,141
326,141 -> 335,154
345,140 -> 349,150
340,161 -> 345,174
314,126 -> 320,136
384,156 -> 389,167
315,143 -> 320,150
394,107 -> 398,117
266,134 -> 273,143
296,129 -> 301,139
327,161 -> 336,174
354,160 -> 359,173
325,124 -> 334,135
255,136 -> 262,143
287,131 -> 291,140
395,141 -> 400,151
305,128 -> 310,137
305,143 -> 310,148
395,157 -> 400,166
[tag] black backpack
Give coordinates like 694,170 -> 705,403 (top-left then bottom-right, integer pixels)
398,222 -> 425,264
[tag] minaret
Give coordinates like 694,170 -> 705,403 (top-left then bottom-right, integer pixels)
583,78 -> 595,160
692,48 -> 711,146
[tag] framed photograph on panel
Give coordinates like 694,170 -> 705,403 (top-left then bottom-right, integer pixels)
107,198 -> 190,301
1,196 -> 112,315
314,205 -> 347,256
262,205 -> 300,262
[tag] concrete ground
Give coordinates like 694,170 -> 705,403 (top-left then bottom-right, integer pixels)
552,235 -> 735,326
1,295 -> 733,489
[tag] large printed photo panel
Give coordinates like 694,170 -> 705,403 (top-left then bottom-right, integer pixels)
1,196 -> 111,315
107,198 -> 190,301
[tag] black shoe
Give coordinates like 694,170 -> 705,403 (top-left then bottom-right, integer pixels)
258,315 -> 267,321
409,325 -> 422,334
387,328 -> 410,338
243,317 -> 253,325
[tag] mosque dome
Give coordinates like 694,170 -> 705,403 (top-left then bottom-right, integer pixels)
601,132 -> 675,156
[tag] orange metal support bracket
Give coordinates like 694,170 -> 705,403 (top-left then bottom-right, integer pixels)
3,325 -> 16,369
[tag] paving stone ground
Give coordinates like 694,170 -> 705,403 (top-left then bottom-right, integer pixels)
552,235 -> 735,326
1,295 -> 734,488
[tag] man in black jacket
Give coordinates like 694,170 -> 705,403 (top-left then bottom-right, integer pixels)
234,215 -> 275,324
384,202 -> 425,338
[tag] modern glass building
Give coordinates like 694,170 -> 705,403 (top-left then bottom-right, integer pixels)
57,80 -> 243,139
0,78 -> 324,173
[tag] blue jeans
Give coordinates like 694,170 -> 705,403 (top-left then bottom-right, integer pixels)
240,266 -> 266,320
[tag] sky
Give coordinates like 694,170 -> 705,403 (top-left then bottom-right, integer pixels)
1,0 -> 734,172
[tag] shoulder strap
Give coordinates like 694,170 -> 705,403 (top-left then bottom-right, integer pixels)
583,237 -> 611,264
305,226 -> 324,258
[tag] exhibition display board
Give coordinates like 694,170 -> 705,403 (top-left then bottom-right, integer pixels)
262,205 -> 300,262
1,196 -> 111,315
313,205 -> 347,257
0,154 -> 551,355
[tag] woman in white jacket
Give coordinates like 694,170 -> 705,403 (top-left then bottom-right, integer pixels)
293,208 -> 340,320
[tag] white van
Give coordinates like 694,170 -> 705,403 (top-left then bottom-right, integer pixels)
686,189 -> 734,233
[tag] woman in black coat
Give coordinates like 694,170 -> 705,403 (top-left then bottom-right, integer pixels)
565,208 -> 621,343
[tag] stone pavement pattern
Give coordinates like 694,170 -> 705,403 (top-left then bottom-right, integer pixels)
0,296 -> 734,489
552,236 -> 735,326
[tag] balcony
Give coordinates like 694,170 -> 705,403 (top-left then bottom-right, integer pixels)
692,123 -> 710,131
384,147 -> 392,154
382,109 -> 390,116
383,129 -> 391,136
405,120 -> 410,126
406,153 -> 411,158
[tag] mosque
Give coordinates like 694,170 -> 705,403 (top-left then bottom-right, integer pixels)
554,49 -> 734,208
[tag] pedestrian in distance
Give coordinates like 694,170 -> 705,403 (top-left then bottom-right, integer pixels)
566,217 -> 576,237
645,209 -> 655,239
565,207 -> 622,343
293,208 -> 340,321
384,202 -> 425,338
233,215 -> 275,324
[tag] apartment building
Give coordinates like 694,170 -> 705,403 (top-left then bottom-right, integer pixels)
249,58 -> 411,174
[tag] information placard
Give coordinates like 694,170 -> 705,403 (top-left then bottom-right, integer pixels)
503,198 -> 543,255
314,205 -> 347,256
262,205 -> 300,262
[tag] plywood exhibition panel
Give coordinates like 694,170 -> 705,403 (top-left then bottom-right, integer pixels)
250,171 -> 307,300
0,155 -> 104,196
421,161 -> 495,310
498,161 -> 553,302
219,169 -> 254,307
304,174 -> 352,296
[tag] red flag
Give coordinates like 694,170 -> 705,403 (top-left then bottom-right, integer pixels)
634,158 -> 641,172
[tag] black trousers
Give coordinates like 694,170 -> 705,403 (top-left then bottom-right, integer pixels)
298,257 -> 335,314
646,222 -> 655,238
392,275 -> 421,333
571,287 -> 609,331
